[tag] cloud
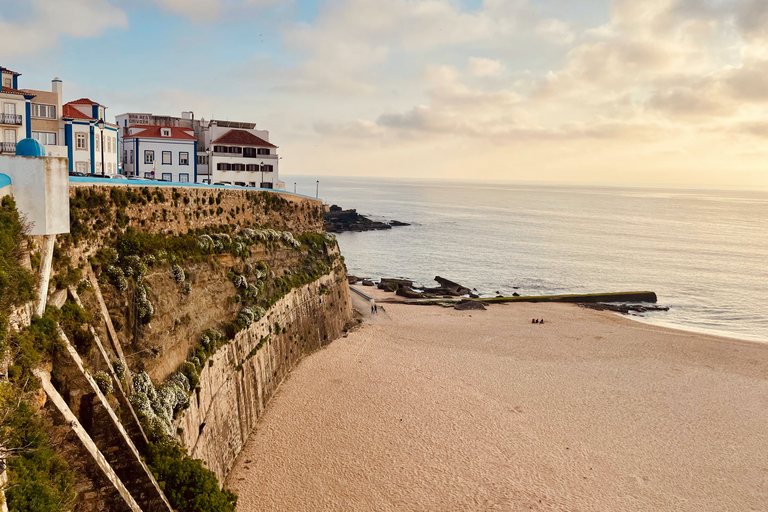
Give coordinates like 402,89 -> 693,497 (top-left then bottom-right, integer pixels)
0,0 -> 128,58
536,18 -> 575,45
469,57 -> 504,77
150,0 -> 220,20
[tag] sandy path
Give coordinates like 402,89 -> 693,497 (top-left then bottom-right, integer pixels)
226,298 -> 768,511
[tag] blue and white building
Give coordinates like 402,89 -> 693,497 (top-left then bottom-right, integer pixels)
0,66 -> 36,155
122,126 -> 198,182
63,98 -> 120,175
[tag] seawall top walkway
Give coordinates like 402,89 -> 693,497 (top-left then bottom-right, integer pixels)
69,175 -> 318,200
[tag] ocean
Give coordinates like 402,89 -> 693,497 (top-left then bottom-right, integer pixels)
286,175 -> 768,343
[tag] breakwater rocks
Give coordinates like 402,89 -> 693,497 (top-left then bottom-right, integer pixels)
324,205 -> 410,233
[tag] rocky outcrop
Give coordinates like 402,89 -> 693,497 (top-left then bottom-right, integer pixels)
324,206 -> 409,233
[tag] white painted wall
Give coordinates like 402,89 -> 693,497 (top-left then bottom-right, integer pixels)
0,155 -> 70,235
127,138 -> 196,182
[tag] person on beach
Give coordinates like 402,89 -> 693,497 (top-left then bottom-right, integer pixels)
374,304 -> 378,314
540,319 -> 544,324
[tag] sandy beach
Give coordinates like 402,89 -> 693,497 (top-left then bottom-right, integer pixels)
226,288 -> 768,511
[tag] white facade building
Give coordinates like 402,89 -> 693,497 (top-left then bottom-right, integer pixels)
199,121 -> 281,188
122,126 -> 197,182
63,99 -> 119,175
0,66 -> 34,156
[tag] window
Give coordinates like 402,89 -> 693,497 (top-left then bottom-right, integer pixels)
96,162 -> 102,173
262,164 -> 274,172
76,133 -> 87,150
113,136 -> 117,152
162,151 -> 171,164
129,150 -> 134,164
217,163 -> 232,171
179,173 -> 189,183
257,148 -> 270,155
161,173 -> 172,182
94,134 -> 100,151
246,164 -> 258,172
145,150 -> 154,164
144,172 -> 153,179
32,131 -> 56,145
30,104 -> 56,119
161,128 -> 171,137
76,162 -> 88,173
123,150 -> 127,164
260,182 -> 273,189
248,182 -> 256,187
2,78 -> 10,88
197,155 -> 208,165
179,152 -> 189,165
4,129 -> 17,144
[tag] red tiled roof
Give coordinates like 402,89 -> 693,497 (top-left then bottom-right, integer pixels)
212,129 -> 277,148
63,104 -> 95,120
0,67 -> 21,76
67,98 -> 105,107
0,87 -> 31,96
124,126 -> 197,140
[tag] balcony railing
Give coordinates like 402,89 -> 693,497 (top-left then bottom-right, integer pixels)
0,142 -> 16,153
0,114 -> 22,125
211,151 -> 277,159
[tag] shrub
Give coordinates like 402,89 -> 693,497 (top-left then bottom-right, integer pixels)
145,442 -> 237,512
93,371 -> 113,395
112,359 -> 126,379
106,265 -> 127,291
172,264 -> 185,284
3,402 -> 77,512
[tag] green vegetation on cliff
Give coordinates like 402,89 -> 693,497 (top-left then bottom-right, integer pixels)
0,196 -> 35,350
0,198 -> 76,511
146,442 -> 237,512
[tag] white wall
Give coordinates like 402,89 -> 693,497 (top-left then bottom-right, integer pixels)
128,138 -> 196,182
0,155 -> 70,235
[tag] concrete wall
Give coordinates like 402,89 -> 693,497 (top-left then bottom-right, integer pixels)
0,155 -> 69,235
177,265 -> 353,482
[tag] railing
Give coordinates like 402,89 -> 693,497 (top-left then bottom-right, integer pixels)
0,142 -> 16,153
211,151 -> 277,159
0,113 -> 22,125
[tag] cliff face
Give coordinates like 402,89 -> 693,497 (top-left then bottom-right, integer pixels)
13,185 -> 354,511
178,263 -> 351,481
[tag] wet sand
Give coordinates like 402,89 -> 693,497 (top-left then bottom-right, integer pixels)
226,292 -> 768,511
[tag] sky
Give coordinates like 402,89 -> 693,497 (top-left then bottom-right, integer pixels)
1,0 -> 768,189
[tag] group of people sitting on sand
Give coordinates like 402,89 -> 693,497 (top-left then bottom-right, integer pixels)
531,318 -> 545,324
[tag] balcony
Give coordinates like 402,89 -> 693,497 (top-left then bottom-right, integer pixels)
0,114 -> 22,126
211,151 -> 277,159
0,142 -> 16,153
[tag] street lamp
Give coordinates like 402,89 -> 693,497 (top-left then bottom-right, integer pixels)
260,161 -> 264,188
294,182 -> 297,193
316,180 -> 319,198
97,118 -> 106,176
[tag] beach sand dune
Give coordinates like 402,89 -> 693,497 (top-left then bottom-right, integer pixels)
226,298 -> 768,511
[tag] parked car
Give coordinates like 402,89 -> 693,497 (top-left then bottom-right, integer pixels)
104,173 -> 127,180
128,176 -> 152,181
68,172 -> 86,177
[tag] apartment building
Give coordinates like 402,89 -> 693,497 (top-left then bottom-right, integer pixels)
0,66 -> 35,155
122,125 -> 197,181
63,98 -> 120,175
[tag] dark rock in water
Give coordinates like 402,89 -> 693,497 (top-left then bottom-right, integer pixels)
379,278 -> 412,292
454,300 -> 486,311
469,292 -> 479,299
348,275 -> 359,284
434,276 -> 472,296
396,286 -> 424,299
512,292 -> 520,297
580,303 -> 669,314
361,279 -> 375,287
496,295 -> 504,298
324,206 -> 409,233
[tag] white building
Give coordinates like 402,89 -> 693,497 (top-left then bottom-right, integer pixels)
200,120 -> 281,188
116,112 -> 283,188
122,126 -> 197,182
63,99 -> 119,175
1,66 -> 34,155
